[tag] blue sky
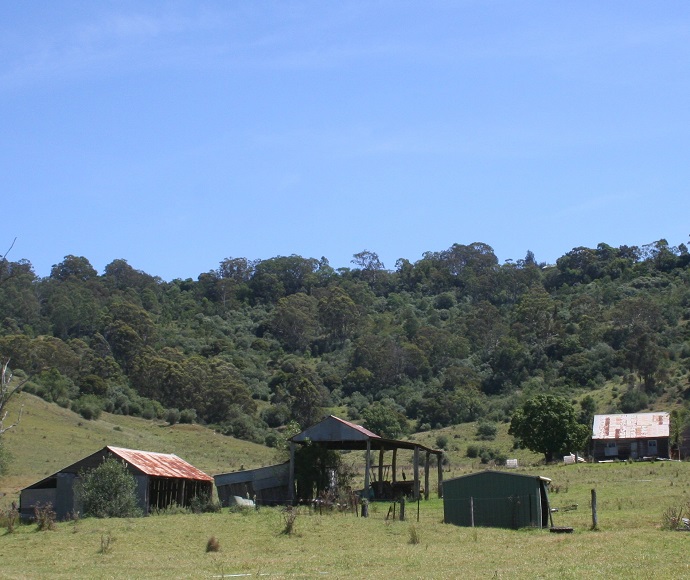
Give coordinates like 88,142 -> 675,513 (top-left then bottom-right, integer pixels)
2,1 -> 689,281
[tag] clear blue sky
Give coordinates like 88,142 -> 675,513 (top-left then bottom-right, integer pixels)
3,2 -> 689,281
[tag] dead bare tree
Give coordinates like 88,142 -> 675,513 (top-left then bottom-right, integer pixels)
1,360 -> 27,435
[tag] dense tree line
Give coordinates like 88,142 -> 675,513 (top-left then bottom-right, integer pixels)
1,239 -> 689,445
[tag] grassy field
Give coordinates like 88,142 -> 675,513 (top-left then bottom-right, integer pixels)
3,395 -> 690,578
1,469 -> 689,580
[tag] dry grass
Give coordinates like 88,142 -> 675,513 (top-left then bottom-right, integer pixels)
0,494 -> 689,579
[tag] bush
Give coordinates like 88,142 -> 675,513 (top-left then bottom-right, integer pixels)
190,492 -> 222,514
619,388 -> 649,414
72,395 -> 103,421
476,421 -> 498,441
435,435 -> 449,450
77,457 -> 142,518
179,408 -> 197,424
34,502 -> 56,531
166,408 -> 181,425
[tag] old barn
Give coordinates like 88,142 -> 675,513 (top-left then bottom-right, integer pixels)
443,470 -> 552,529
19,446 -> 213,520
591,412 -> 670,461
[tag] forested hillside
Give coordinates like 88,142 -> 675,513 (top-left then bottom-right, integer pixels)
1,239 -> 689,447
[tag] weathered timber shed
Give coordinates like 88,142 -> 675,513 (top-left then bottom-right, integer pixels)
20,446 -> 213,520
443,470 -> 552,529
289,415 -> 443,503
214,463 -> 290,506
591,412 -> 670,461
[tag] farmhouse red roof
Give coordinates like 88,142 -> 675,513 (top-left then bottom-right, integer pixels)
107,446 -> 213,481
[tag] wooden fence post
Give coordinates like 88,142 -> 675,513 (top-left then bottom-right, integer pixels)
591,489 -> 598,530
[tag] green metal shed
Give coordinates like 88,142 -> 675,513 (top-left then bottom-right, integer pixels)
443,470 -> 551,529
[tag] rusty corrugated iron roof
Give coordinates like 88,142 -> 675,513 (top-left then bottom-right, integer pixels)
330,415 -> 381,438
107,446 -> 213,481
592,412 -> 670,440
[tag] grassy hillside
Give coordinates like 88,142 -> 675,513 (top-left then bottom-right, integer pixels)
0,394 -> 276,504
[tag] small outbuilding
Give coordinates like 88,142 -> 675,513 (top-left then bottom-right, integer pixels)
214,463 -> 290,507
443,470 -> 552,529
591,412 -> 670,461
19,446 -> 214,520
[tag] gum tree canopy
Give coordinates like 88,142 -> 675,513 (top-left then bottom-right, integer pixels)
509,394 -> 589,462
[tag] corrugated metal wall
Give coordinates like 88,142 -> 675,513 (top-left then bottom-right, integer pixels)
443,472 -> 546,529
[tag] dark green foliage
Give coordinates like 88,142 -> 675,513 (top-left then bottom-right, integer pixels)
509,395 -> 590,462
476,421 -> 498,440
72,394 -> 103,420
361,401 -> 409,438
189,492 -> 222,514
77,457 -> 142,518
1,237 -> 689,444
619,388 -> 649,414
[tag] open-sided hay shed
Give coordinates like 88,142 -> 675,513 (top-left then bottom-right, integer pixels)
443,470 -> 551,529
19,446 -> 213,520
289,415 -> 443,503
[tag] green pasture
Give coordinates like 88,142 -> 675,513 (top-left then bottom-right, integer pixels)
3,395 -> 690,578
1,472 -> 690,580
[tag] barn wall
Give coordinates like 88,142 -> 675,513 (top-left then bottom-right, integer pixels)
55,473 -> 77,519
19,489 -> 56,519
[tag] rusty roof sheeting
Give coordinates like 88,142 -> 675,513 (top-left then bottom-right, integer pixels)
592,412 -> 670,440
107,446 -> 213,481
329,415 -> 381,438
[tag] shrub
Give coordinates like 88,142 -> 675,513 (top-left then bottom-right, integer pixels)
190,492 -> 222,514
72,395 -> 103,421
77,457 -> 142,518
281,507 -> 298,535
34,502 -> 56,531
435,435 -> 449,450
3,503 -> 19,533
179,408 -> 197,424
476,421 -> 498,441
166,408 -> 181,425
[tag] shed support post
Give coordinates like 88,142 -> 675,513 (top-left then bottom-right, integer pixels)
378,448 -> 384,499
424,451 -> 430,500
288,442 -> 295,504
392,449 -> 397,484
364,440 -> 371,501
437,454 -> 443,498
413,446 -> 420,500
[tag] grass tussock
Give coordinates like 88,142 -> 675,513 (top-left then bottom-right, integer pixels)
408,525 -> 421,545
206,536 -> 221,552
99,532 -> 114,554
